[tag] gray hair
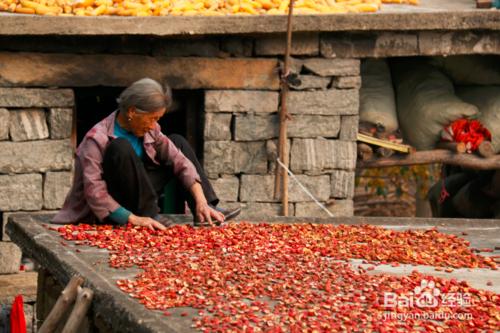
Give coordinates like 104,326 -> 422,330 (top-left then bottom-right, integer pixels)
117,78 -> 172,114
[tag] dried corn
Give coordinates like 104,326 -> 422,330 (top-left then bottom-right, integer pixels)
1,0 -> 418,16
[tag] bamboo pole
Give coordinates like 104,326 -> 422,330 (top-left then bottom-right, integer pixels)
273,0 -> 295,216
61,287 -> 94,333
38,275 -> 84,333
357,149 -> 500,170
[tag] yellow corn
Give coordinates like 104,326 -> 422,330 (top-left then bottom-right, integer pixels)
5,0 -> 418,16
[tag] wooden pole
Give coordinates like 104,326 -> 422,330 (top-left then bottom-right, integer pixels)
357,149 -> 500,170
436,141 -> 467,154
477,141 -> 495,158
273,0 -> 295,216
357,143 -> 374,161
61,287 -> 94,333
38,275 -> 84,333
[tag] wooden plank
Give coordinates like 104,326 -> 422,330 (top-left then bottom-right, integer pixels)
357,133 -> 413,153
357,149 -> 500,170
0,52 -> 279,90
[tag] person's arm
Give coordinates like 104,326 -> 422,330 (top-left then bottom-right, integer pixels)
189,182 -> 224,225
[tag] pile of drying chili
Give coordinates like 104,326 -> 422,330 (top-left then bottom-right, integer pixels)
57,223 -> 499,332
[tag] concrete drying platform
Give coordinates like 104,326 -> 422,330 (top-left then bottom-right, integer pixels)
6,214 -> 500,333
0,0 -> 498,36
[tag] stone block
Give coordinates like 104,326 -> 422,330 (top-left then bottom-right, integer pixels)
288,175 -> 330,202
43,172 -> 72,210
321,32 -> 418,58
303,58 -> 360,77
204,141 -> 235,177
295,200 -> 353,217
339,115 -> 359,141
330,170 -> 355,199
205,90 -> 279,113
0,140 -> 73,174
152,38 -> 220,57
289,115 -> 340,139
287,90 -> 359,115
255,33 -> 319,56
0,242 -> 22,274
9,109 -> 49,142
204,141 -> 267,177
48,108 -> 73,139
234,142 -> 267,175
290,139 -> 357,173
238,202 -> 294,219
210,176 -> 239,202
2,211 -> 56,241
0,174 -> 42,211
331,76 -> 362,89
0,108 -> 8,140
234,114 -> 277,141
235,114 -> 341,141
419,31 -> 500,55
0,88 -> 74,108
220,37 -> 253,57
289,75 -> 331,90
239,175 -> 275,202
240,174 -> 330,202
204,113 -> 232,141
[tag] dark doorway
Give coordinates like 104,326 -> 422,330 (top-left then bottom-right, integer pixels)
74,87 -> 204,160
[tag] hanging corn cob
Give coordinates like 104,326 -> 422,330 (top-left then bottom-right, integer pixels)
0,0 -> 417,16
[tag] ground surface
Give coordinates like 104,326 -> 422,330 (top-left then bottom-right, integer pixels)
6,214 -> 500,333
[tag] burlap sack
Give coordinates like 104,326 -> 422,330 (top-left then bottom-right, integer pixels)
359,59 -> 398,133
431,55 -> 500,86
392,61 -> 478,150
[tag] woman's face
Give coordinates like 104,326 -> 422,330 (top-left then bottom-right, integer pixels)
127,107 -> 166,137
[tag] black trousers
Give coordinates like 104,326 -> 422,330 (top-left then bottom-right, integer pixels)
102,134 -> 218,220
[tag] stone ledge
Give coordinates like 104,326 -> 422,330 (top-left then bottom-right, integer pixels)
0,8 -> 498,36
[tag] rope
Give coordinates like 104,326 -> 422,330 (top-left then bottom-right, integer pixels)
276,158 -> 334,217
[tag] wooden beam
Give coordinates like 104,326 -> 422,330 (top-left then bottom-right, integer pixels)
0,52 -> 279,90
357,149 -> 500,170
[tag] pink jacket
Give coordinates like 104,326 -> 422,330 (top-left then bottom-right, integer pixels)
53,111 -> 200,224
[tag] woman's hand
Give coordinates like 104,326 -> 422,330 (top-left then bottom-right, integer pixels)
128,214 -> 167,231
195,201 -> 224,226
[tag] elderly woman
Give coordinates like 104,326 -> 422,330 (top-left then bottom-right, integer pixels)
53,78 -> 239,230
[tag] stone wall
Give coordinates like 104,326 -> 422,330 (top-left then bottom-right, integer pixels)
204,57 -> 360,219
0,88 -> 74,274
0,31 -> 497,223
